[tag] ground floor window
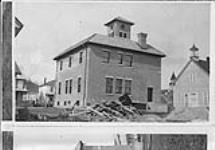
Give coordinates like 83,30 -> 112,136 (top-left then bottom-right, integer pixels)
125,80 -> 132,95
57,101 -> 60,106
106,77 -> 114,94
115,79 -> 123,94
147,87 -> 153,102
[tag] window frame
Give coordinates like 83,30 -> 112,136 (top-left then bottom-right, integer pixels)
77,77 -> 81,93
68,56 -> 72,67
118,53 -> 123,64
125,79 -> 132,95
58,82 -> 61,95
115,78 -> 123,94
105,77 -> 114,94
79,51 -> 83,64
65,80 -> 68,94
69,79 -> 73,94
124,55 -> 133,67
102,51 -> 111,64
147,87 -> 153,102
59,60 -> 63,71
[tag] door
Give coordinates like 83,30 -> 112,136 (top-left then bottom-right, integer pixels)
188,92 -> 199,107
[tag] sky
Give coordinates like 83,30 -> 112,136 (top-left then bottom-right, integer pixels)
15,2 -> 210,89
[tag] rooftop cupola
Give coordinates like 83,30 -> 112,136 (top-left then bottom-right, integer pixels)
104,16 -> 134,39
190,44 -> 199,61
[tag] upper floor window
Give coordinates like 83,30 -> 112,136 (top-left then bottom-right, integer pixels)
68,56 -> 72,67
124,55 -> 133,67
57,101 -> 60,106
65,80 -> 68,94
79,52 -> 83,64
118,53 -> 123,64
59,61 -> 63,71
106,77 -> 113,94
58,82 -> 61,95
115,79 -> 123,94
77,77 -> 81,93
102,51 -> 110,63
121,24 -> 125,30
125,80 -> 132,95
147,87 -> 153,102
69,79 -> 73,94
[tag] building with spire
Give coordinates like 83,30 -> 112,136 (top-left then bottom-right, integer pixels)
53,16 -> 166,112
172,44 -> 209,109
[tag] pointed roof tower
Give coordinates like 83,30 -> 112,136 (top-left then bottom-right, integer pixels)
190,44 -> 199,61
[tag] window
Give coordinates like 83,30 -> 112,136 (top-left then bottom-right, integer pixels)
121,24 -> 125,30
124,33 -> 127,38
68,56 -> 72,67
118,54 -> 123,64
79,52 -> 83,64
50,87 -> 53,92
115,79 -> 123,94
119,32 -> 123,37
124,55 -> 133,67
77,77 -> 81,93
125,80 -> 132,95
69,79 -> 73,94
68,101 -> 71,105
106,77 -> 113,94
65,80 -> 68,94
59,61 -> 63,71
64,101 -> 67,106
58,82 -> 61,95
102,51 -> 110,63
57,101 -> 60,106
147,87 -> 153,102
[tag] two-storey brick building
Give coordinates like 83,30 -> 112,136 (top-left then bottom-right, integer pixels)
53,17 -> 165,110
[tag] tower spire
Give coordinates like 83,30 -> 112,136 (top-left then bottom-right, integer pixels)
190,44 -> 199,61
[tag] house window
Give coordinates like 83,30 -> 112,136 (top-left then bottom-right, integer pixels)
58,82 -> 61,95
119,32 -> 123,37
50,87 -> 53,92
68,101 -> 71,105
65,80 -> 68,94
118,53 -> 123,64
115,79 -> 123,94
125,80 -> 132,95
79,52 -> 83,64
64,101 -> 67,106
124,55 -> 133,67
102,51 -> 110,63
123,33 -> 127,38
77,77 -> 81,93
121,24 -> 125,30
69,79 -> 73,94
106,77 -> 113,94
147,87 -> 153,102
68,56 -> 72,67
59,60 -> 63,71
57,101 -> 60,106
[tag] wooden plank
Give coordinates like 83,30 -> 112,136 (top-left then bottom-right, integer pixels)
2,2 -> 13,120
2,132 -> 13,150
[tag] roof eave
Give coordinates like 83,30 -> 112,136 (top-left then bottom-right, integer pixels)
53,42 -> 89,60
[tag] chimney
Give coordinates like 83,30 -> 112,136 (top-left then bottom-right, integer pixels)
44,77 -> 47,84
137,33 -> 148,49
